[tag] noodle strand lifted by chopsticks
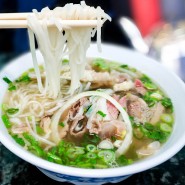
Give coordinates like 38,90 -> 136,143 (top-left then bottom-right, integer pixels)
27,1 -> 111,98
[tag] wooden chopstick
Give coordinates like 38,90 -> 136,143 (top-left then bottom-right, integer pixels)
0,13 -> 32,20
0,13 -> 101,29
0,20 -> 100,29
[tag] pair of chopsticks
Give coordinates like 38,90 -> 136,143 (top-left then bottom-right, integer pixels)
0,13 -> 100,29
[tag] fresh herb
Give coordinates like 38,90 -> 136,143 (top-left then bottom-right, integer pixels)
59,122 -> 65,127
111,136 -> 117,142
47,152 -> 62,164
140,75 -> 157,90
98,150 -> 115,163
129,116 -> 135,125
6,108 -> 19,115
1,114 -> 11,128
150,92 -> 163,100
159,123 -> 172,133
161,98 -> 173,112
86,152 -> 97,159
36,125 -> 45,135
62,59 -> 69,64
23,132 -> 38,146
133,128 -> 144,139
86,144 -> 97,152
120,64 -> 128,69
29,68 -> 35,72
28,145 -> 45,157
82,133 -> 101,146
8,84 -> 16,91
140,123 -> 169,142
117,155 -> 133,166
12,135 -> 25,146
160,114 -> 173,124
143,92 -> 157,107
16,73 -> 31,83
2,104 -> 7,112
3,77 -> 12,84
92,58 -> 109,71
3,76 -> 16,91
97,110 -> 106,117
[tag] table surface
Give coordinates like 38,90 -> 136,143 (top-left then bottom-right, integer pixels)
0,54 -> 185,185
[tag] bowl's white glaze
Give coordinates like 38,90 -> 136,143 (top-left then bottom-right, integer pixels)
0,43 -> 185,185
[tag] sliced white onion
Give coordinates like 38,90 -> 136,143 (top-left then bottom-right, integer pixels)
136,141 -> 161,157
98,139 -> 113,149
113,140 -> 122,148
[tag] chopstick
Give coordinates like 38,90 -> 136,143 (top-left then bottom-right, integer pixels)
0,20 -> 100,29
0,13 -> 101,29
0,13 -> 32,20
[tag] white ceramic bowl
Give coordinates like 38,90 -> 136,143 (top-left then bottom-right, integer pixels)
1,44 -> 185,185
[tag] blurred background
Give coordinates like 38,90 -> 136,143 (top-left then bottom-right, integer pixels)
1,0 -> 185,80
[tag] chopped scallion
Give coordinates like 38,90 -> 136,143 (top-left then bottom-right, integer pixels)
16,73 -> 31,83
12,135 -> 25,146
98,150 -> 115,163
8,83 -> 16,91
86,152 -> 97,159
160,114 -> 173,124
47,152 -> 62,164
36,125 -> 45,135
97,110 -> 106,117
23,132 -> 38,146
3,77 -> 12,84
160,123 -> 172,133
2,114 -> 11,128
86,144 -> 96,152
6,108 -> 19,115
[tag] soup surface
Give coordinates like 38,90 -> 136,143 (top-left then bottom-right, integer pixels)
2,58 -> 174,168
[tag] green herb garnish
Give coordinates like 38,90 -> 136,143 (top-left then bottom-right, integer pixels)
28,145 -> 45,157
1,114 -> 11,128
3,76 -> 16,91
59,122 -> 65,127
143,92 -> 157,107
62,59 -> 69,64
12,135 -> 25,146
36,125 -> 45,135
3,77 -> 12,84
92,58 -> 109,71
140,123 -> 169,142
161,97 -> 173,112
23,132 -> 38,146
6,108 -> 19,115
140,75 -> 157,90
117,155 -> 133,166
16,73 -> 31,83
120,64 -> 128,69
97,110 -> 106,117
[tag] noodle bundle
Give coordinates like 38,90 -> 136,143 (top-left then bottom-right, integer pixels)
27,1 -> 111,98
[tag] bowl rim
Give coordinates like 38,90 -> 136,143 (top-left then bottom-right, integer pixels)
1,43 -> 185,178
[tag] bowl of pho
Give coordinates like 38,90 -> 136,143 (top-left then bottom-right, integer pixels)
0,2 -> 185,185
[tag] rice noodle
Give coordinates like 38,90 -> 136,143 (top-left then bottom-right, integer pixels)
27,1 -> 111,98
25,117 -> 55,146
51,91 -> 132,156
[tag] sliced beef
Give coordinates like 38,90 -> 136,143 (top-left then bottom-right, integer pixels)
99,120 -> 125,140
